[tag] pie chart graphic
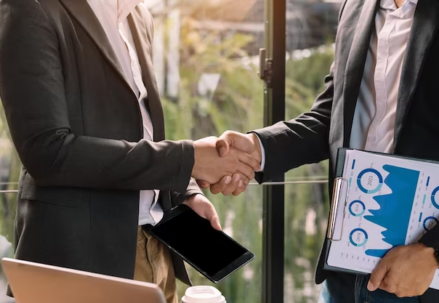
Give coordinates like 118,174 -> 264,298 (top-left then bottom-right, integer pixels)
423,216 -> 439,231
349,228 -> 368,247
357,168 -> 383,194
349,200 -> 366,217
431,187 -> 439,210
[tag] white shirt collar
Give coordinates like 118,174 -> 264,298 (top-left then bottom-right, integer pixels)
380,0 -> 418,18
380,0 -> 418,10
117,0 -> 143,24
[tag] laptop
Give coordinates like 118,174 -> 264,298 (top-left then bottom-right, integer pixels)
2,258 -> 166,303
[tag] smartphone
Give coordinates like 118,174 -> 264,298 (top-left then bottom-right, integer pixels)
144,204 -> 254,283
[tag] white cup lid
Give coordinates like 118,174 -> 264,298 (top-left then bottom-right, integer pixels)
181,286 -> 226,303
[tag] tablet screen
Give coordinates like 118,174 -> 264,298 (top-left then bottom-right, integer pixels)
150,207 -> 248,277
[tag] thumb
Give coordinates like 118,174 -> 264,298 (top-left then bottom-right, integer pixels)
209,214 -> 222,231
216,138 -> 230,157
197,180 -> 211,189
204,203 -> 222,231
368,262 -> 388,291
217,131 -> 255,156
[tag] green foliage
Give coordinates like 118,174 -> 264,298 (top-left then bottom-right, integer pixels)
0,102 -> 20,246
160,15 -> 335,302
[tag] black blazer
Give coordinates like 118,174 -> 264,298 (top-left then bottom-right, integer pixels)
0,0 -> 201,289
254,0 -> 439,302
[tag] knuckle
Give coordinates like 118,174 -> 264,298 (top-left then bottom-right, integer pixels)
211,186 -> 221,195
223,188 -> 235,196
395,291 -> 406,298
380,280 -> 389,289
223,130 -> 234,138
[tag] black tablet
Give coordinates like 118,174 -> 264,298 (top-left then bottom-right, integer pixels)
144,204 -> 254,283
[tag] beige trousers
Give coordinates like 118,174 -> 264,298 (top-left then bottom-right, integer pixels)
134,227 -> 178,303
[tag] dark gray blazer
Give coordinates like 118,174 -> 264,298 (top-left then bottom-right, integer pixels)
254,0 -> 439,302
0,0 -> 201,288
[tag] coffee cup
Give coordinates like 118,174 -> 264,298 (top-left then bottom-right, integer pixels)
181,286 -> 226,303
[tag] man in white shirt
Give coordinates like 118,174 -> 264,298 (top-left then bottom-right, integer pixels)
0,1 -> 259,303
201,0 -> 439,302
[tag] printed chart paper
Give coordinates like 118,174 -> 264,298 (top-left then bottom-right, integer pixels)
327,150 -> 439,289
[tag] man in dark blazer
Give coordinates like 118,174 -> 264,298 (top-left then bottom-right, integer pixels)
0,0 -> 259,302
201,0 -> 439,302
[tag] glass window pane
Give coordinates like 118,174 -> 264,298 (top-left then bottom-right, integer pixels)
0,104 -> 20,191
284,0 -> 343,302
284,0 -> 342,182
178,186 -> 263,303
149,1 -> 267,302
285,183 -> 328,303
0,102 -> 20,303
0,191 -> 18,303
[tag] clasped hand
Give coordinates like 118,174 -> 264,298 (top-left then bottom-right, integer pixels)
367,243 -> 438,298
192,132 -> 262,196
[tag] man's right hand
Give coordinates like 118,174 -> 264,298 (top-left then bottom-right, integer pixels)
216,131 -> 262,164
197,131 -> 263,195
192,136 -> 260,185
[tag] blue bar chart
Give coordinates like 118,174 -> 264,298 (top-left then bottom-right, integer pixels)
363,165 -> 419,258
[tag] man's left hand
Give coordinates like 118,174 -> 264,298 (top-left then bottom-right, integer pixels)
368,243 -> 438,297
183,194 -> 222,231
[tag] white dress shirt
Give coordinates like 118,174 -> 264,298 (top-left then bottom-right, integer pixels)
350,0 -> 417,153
259,0 -> 417,171
87,0 -> 164,226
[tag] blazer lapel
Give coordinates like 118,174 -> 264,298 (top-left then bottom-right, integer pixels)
342,0 -> 380,145
394,0 -> 439,147
127,11 -> 166,142
60,0 -> 134,97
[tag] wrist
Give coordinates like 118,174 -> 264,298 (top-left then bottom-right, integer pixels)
183,194 -> 203,205
248,133 -> 262,162
192,141 -> 201,178
183,194 -> 197,206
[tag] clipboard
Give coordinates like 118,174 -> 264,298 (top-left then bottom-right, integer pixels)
322,148 -> 439,286
323,148 -> 359,274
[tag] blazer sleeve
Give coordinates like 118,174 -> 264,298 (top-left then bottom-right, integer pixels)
170,178 -> 204,208
252,63 -> 334,183
0,0 -> 193,193
251,0 -> 351,183
420,225 -> 439,250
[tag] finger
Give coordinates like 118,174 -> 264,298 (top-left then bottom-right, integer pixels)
216,139 -> 230,157
237,150 -> 261,171
379,275 -> 397,294
229,173 -> 248,196
218,131 -> 255,155
210,175 -> 232,195
368,261 -> 389,291
233,176 -> 249,196
237,161 -> 255,181
221,174 -> 240,196
233,185 -> 246,196
204,204 -> 222,231
197,180 -> 211,189
209,214 -> 222,231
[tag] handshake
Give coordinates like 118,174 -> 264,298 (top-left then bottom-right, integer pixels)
191,131 -> 262,196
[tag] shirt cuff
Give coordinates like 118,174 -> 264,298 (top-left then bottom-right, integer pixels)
255,135 -> 266,172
